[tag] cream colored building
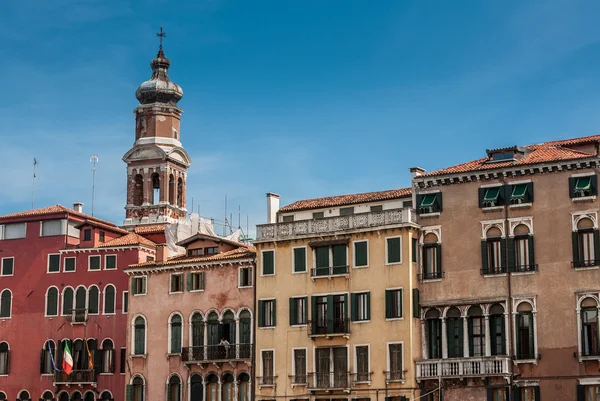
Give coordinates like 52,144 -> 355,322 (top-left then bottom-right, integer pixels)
253,189 -> 421,401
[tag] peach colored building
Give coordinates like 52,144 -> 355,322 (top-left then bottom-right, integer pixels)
124,234 -> 255,401
412,134 -> 600,401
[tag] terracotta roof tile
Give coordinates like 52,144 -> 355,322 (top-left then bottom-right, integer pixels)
278,188 -> 412,213
127,246 -> 255,269
133,224 -> 168,234
97,233 -> 156,248
0,204 -> 116,226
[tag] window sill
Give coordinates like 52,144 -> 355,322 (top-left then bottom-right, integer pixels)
99,372 -> 115,375
574,265 -> 600,271
260,274 -> 276,277
238,286 -> 253,289
259,326 -> 276,330
354,381 -> 371,385
421,278 -> 443,283
292,270 -> 308,275
290,324 -> 308,328
0,317 -> 11,320
41,373 -> 53,376
579,355 -> 600,363
353,265 -> 369,269
482,206 -> 504,212
511,271 -> 536,276
419,212 -> 440,218
290,383 -> 307,388
168,291 -> 184,295
386,317 -> 404,322
352,320 -> 370,324
63,270 -> 76,273
132,293 -> 147,296
509,202 -> 532,209
130,354 -> 147,359
167,353 -> 181,358
46,270 -> 61,274
483,273 -> 507,278
385,262 -> 402,266
573,195 -> 597,203
189,289 -> 205,293
513,358 -> 538,365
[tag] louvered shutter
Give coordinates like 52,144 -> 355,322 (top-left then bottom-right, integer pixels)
110,349 -> 115,373
528,236 -> 536,269
569,177 -> 577,198
125,385 -> 134,401
594,229 -> 600,265
577,385 -> 585,401
436,244 -> 442,275
573,231 -> 580,267
351,294 -> 357,322
258,301 -> 264,328
186,273 -> 193,291
481,240 -> 489,274
500,238 -> 507,272
326,295 -> 334,333
513,387 -> 521,401
507,238 -> 515,272
289,298 -> 296,326
534,386 -> 540,401
592,175 -> 599,196
366,292 -> 371,320
272,299 -> 276,327
478,188 -> 486,208
39,348 -> 45,374
385,290 -> 391,319
412,289 -> 420,319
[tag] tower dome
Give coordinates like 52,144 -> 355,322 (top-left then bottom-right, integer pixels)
135,47 -> 183,106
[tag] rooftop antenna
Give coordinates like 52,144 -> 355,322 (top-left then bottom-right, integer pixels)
90,154 -> 99,216
32,158 -> 37,209
224,195 -> 228,236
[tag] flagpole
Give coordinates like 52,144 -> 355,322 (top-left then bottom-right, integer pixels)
32,158 -> 37,208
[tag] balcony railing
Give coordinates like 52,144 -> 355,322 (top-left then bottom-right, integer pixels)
256,208 -> 416,241
385,370 -> 405,383
308,318 -> 350,338
289,374 -> 308,386
573,260 -> 600,269
513,264 -> 538,273
54,369 -> 96,384
351,372 -> 372,384
481,267 -> 507,275
418,271 -> 444,281
257,376 -> 276,387
415,356 -> 510,380
311,265 -> 349,278
307,372 -> 350,390
182,344 -> 252,363
65,309 -> 88,324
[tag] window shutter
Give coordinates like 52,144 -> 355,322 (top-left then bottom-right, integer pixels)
289,298 -> 296,326
577,385 -> 585,401
569,177 -> 577,198
512,387 -> 521,401
458,319 -> 464,357
411,238 -> 417,263
526,182 -> 534,203
125,385 -> 134,401
436,244 -> 442,274
344,293 -> 349,321
5,349 -> 8,374
506,238 -> 515,272
572,231 -> 580,267
534,386 -> 540,401
481,240 -> 489,274
39,348 -> 45,374
500,238 -> 507,271
594,230 -> 600,264
326,295 -> 334,332
272,299 -> 276,327
166,383 -> 171,401
94,349 -> 102,376
468,318 -> 474,357
294,248 -> 306,272
366,292 -> 371,320
385,290 -> 391,319
110,349 -> 115,373
435,192 -> 443,212
592,175 -> 598,196
332,245 -> 347,272
399,290 -> 403,318
311,296 -> 317,330
478,187 -> 486,208
263,251 -> 274,275
387,238 -> 400,263
412,289 -> 420,318
131,278 -> 137,295
258,301 -> 264,328
304,296 -> 308,324
505,388 -> 509,401
351,293 -> 357,322
187,273 -> 193,291
415,195 -> 424,212
486,387 -> 493,401
528,236 -> 536,268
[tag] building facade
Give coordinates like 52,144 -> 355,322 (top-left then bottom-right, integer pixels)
253,190 -> 422,401
0,204 -> 156,401
124,234 -> 255,401
412,134 -> 600,401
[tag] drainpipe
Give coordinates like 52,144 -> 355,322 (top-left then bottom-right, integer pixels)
252,253 -> 257,401
501,178 -> 515,399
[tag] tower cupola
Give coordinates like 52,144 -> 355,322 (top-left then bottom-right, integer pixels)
135,47 -> 183,106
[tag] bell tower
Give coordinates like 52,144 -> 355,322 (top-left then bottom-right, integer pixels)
123,27 -> 192,227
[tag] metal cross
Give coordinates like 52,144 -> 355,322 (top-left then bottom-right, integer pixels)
157,26 -> 167,49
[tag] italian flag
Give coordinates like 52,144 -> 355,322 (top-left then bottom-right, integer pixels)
62,342 -> 73,375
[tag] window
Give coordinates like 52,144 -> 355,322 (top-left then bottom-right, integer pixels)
259,299 -> 276,327
576,230 -> 598,267
205,247 -> 219,255
170,274 -> 183,293
41,340 -> 55,374
370,205 -> 383,212
446,308 -> 463,358
313,244 -> 348,276
167,375 -> 182,401
468,306 -> 485,357
282,215 -> 294,222
191,312 -> 204,347
101,339 -> 114,373
64,257 -> 76,272
570,175 -> 598,198
146,256 -> 154,262
488,388 -> 507,401
188,248 -> 203,257
489,304 -> 506,356
417,192 -> 442,214
386,237 -> 401,264
2,222 -> 26,239
122,291 -> 129,313
481,186 -> 502,207
515,236 -> 530,271
351,292 -> 370,322
1,258 -> 13,276
187,272 -> 205,291
311,294 -> 349,335
509,182 -> 533,204
48,254 -> 60,273
170,314 -> 182,353
99,231 -> 105,243
289,297 -> 307,326
412,237 -> 418,263
292,349 -> 307,384
293,247 -> 307,273
46,287 -> 59,316
0,290 -> 11,318
385,289 -> 402,319
355,346 -> 370,382
387,343 -> 403,381
120,348 -> 126,373
518,387 -> 540,401
421,232 -> 442,280
313,212 -> 324,219
261,350 -> 274,385
516,308 -> 535,359
62,287 -> 73,315
315,347 -> 348,388
133,316 -> 146,355
222,374 -> 234,401
0,342 -> 8,374
89,255 -> 101,271
340,207 -> 354,216
131,376 -> 145,401
105,255 -> 117,270
84,229 -> 92,241
17,391 -> 30,401
132,276 -> 147,295
104,285 -> 116,314
87,286 -> 99,314
583,385 -> 600,401
582,306 -> 599,356
262,250 -> 275,275
42,392 -> 54,401
239,267 -> 252,287
481,227 -> 506,274
353,241 -> 368,268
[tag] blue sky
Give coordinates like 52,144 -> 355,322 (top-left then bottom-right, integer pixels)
3,0 -> 600,235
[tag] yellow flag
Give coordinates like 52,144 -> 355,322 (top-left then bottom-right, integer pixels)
85,339 -> 94,370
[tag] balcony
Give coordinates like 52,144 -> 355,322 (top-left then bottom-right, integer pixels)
415,356 -> 510,381
573,260 -> 600,269
385,370 -> 405,383
308,319 -> 350,338
257,376 -> 276,388
256,208 -> 417,241
351,372 -> 372,385
289,374 -> 308,386
418,271 -> 444,281
181,344 -> 252,364
66,309 -> 88,325
308,372 -> 350,390
311,265 -> 349,278
54,369 -> 96,385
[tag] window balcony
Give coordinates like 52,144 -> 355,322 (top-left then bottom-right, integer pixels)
385,370 -> 405,383
311,265 -> 349,278
54,369 -> 96,385
572,260 -> 600,269
418,271 -> 444,281
257,376 -> 276,388
480,267 -> 507,275
415,356 -> 510,381
351,372 -> 372,384
289,374 -> 308,386
66,309 -> 88,325
181,344 -> 252,364
308,319 -> 350,338
513,264 -> 538,273
307,372 -> 350,390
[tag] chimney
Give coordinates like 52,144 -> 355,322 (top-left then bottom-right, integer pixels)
156,244 -> 168,263
266,193 -> 280,224
73,202 -> 84,213
409,167 -> 425,179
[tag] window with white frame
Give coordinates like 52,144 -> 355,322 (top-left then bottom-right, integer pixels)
187,271 -> 205,291
1,258 -> 13,276
261,350 -> 274,385
385,289 -> 402,319
103,285 -> 116,314
574,217 -> 599,268
259,299 -> 276,328
515,301 -> 535,360
105,255 -> 117,270
386,237 -> 402,264
292,349 -> 306,384
122,291 -> 129,314
293,247 -> 307,273
468,306 -> 485,357
239,267 -> 252,287
421,231 -> 441,280
353,241 -> 368,268
387,343 -> 403,382
170,274 -> 183,293
351,292 -> 370,322
64,257 -> 76,272
262,250 -> 275,276
580,297 -> 600,357
132,276 -> 147,295
355,345 -> 370,382
41,220 -> 64,237
89,255 -> 101,271
48,254 -> 60,273
482,226 -> 505,274
0,290 -> 11,318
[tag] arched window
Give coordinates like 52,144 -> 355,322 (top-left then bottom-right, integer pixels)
581,297 -> 600,357
222,373 -> 234,401
100,391 -> 113,401
75,286 -> 86,311
73,339 -> 87,370
132,376 -> 145,401
238,372 -> 250,401
0,342 -> 9,374
239,310 -> 252,353
425,309 -> 441,359
86,339 -> 98,372
574,218 -> 599,268
46,287 -> 59,316
134,316 -> 146,355
207,312 -> 219,359
133,174 -> 144,206
468,306 -> 485,357
0,289 -> 11,318
168,175 -> 175,205
516,302 -> 535,360
41,340 -> 56,374
42,391 -> 54,400
58,392 -> 69,401
151,173 -> 160,205
169,314 -> 182,353
18,391 -> 30,401
191,312 -> 204,347
0,392 -> 6,400
167,375 -> 181,401
88,286 -> 99,315
103,285 -> 115,314
190,374 -> 203,401
489,304 -> 506,356
482,226 -> 505,274
206,374 -> 219,401
71,391 -> 82,401
422,232 -> 442,280
511,224 -> 535,272
84,392 -> 95,401
446,307 -> 463,358
101,339 -> 114,373
222,311 -> 235,345
62,287 -> 74,316
177,178 -> 183,207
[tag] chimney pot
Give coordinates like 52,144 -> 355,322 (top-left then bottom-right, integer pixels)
266,193 -> 280,224
409,167 -> 425,178
73,202 -> 84,213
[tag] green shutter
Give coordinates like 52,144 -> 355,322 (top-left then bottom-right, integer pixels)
311,296 -> 317,328
569,177 -> 577,198
594,230 -> 600,265
39,348 -> 45,374
411,238 -> 417,263
486,388 -> 493,401
526,182 -> 534,203
435,192 -> 443,212
186,273 -> 193,291
399,290 -> 403,318
528,236 -> 536,269
351,293 -> 357,321
385,290 -> 391,319
293,248 -> 306,272
577,385 -> 585,401
272,299 -> 276,327
507,238 -> 515,272
366,292 -> 371,320
572,231 -> 580,267
387,238 -> 401,264
592,175 -> 599,196
481,240 -> 489,274
436,244 -> 442,274
534,386 -> 540,401
344,293 -> 348,320
412,288 -> 420,318
258,301 -> 264,328
332,245 -> 347,274
478,187 -> 486,208
262,251 -> 274,275
355,241 -> 368,267
304,296 -> 308,324
326,295 -> 334,333
126,385 -> 134,401
315,247 -> 330,274
289,298 -> 296,326
512,386 -> 521,401
166,383 -> 171,401
500,238 -> 507,272
468,318 -> 474,357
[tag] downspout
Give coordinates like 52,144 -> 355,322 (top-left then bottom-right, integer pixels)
252,252 -> 257,401
501,178 -> 515,399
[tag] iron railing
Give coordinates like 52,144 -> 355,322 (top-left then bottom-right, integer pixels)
385,370 -> 405,382
182,344 -> 252,363
351,372 -> 372,384
311,265 -> 349,277
289,374 -> 308,385
308,318 -> 350,337
257,376 -> 276,386
54,369 -> 95,384
418,271 -> 444,281
573,260 -> 600,269
66,308 -> 88,324
307,372 -> 350,390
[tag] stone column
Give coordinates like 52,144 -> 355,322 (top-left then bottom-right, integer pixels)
504,312 -> 510,356
463,316 -> 469,358
142,168 -> 151,205
218,379 -> 222,401
234,381 -> 239,401
235,318 -> 240,359
533,311 -> 538,359
441,317 -> 448,359
484,314 -> 491,357
204,321 -> 208,361
160,166 -> 168,203
421,320 -> 428,359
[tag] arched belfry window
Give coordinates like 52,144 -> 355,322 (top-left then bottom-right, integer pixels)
151,173 -> 160,205
177,178 -> 183,207
134,174 -> 144,206
168,175 -> 175,205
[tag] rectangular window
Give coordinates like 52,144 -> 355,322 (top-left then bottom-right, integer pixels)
132,276 -> 147,295
332,244 -> 347,274
385,289 -> 402,319
205,246 -> 219,255
146,256 -> 154,262
352,292 -> 370,322
490,315 -> 505,356
188,248 -> 203,257
356,346 -> 369,382
447,318 -> 463,358
516,312 -> 534,359
510,184 -> 528,203
289,297 -> 307,326
572,175 -> 595,198
491,388 -> 507,401
487,239 -> 503,273
105,255 -> 117,270
482,187 -> 501,207
3,222 -> 26,239
48,254 -> 60,273
120,348 -> 126,374
259,299 -> 276,327
388,343 -> 403,381
412,238 -> 418,263
122,291 -> 129,313
585,385 -> 600,401
188,272 -> 205,291
99,231 -> 105,243
170,273 -> 183,293
370,205 -> 383,212
293,349 -> 307,384
470,317 -> 485,357
354,241 -> 368,268
262,250 -> 275,275
313,212 -> 324,219
340,207 -> 354,216
515,237 -> 529,270
293,247 -> 307,273
239,267 -> 252,287
582,308 -> 599,356
89,255 -> 101,271
83,229 -> 92,241
386,237 -> 402,264
282,215 -> 294,222
262,350 -> 274,384
314,246 -> 329,275
423,244 -> 439,279
417,193 -> 441,214
579,231 -> 596,267
64,257 -> 76,272
41,220 -> 64,236
1,257 -> 14,276
427,319 -> 441,358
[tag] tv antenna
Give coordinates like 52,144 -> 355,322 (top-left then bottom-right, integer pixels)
90,154 -> 99,216
32,158 -> 37,208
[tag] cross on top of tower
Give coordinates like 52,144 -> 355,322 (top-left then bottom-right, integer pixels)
157,26 -> 166,50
